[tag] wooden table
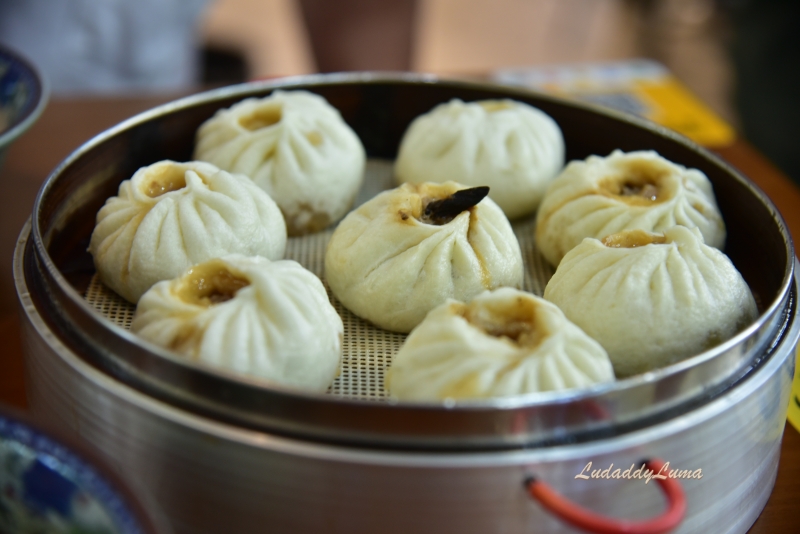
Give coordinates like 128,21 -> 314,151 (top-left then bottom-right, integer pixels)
1,93 -> 798,533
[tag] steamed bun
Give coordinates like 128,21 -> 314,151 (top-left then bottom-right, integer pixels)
536,150 -> 726,266
325,182 -> 524,333
395,98 -> 564,219
89,160 -> 287,303
194,90 -> 366,235
543,226 -> 757,376
131,254 -> 343,392
386,288 -> 615,401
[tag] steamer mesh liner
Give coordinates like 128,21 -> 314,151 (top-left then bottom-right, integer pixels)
85,160 -> 554,400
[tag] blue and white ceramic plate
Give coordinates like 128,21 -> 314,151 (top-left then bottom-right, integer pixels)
0,43 -> 48,163
1,407 -> 162,534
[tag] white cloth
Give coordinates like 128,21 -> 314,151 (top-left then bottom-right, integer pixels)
0,0 -> 208,94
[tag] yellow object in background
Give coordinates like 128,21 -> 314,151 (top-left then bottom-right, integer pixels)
494,59 -> 736,148
787,345 -> 800,433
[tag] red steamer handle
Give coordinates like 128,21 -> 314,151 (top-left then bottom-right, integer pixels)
525,458 -> 686,534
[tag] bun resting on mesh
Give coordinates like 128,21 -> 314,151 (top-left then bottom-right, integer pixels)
89,160 -> 287,304
193,90 -> 366,236
395,98 -> 564,219
535,150 -> 725,266
131,254 -> 343,392
386,288 -> 615,401
324,182 -> 524,333
543,226 -> 757,377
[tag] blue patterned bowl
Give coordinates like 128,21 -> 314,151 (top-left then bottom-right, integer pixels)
0,43 -> 48,168
1,405 -> 168,534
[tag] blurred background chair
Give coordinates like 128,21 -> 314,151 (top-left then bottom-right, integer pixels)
201,0 -> 316,80
297,0 -> 416,73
